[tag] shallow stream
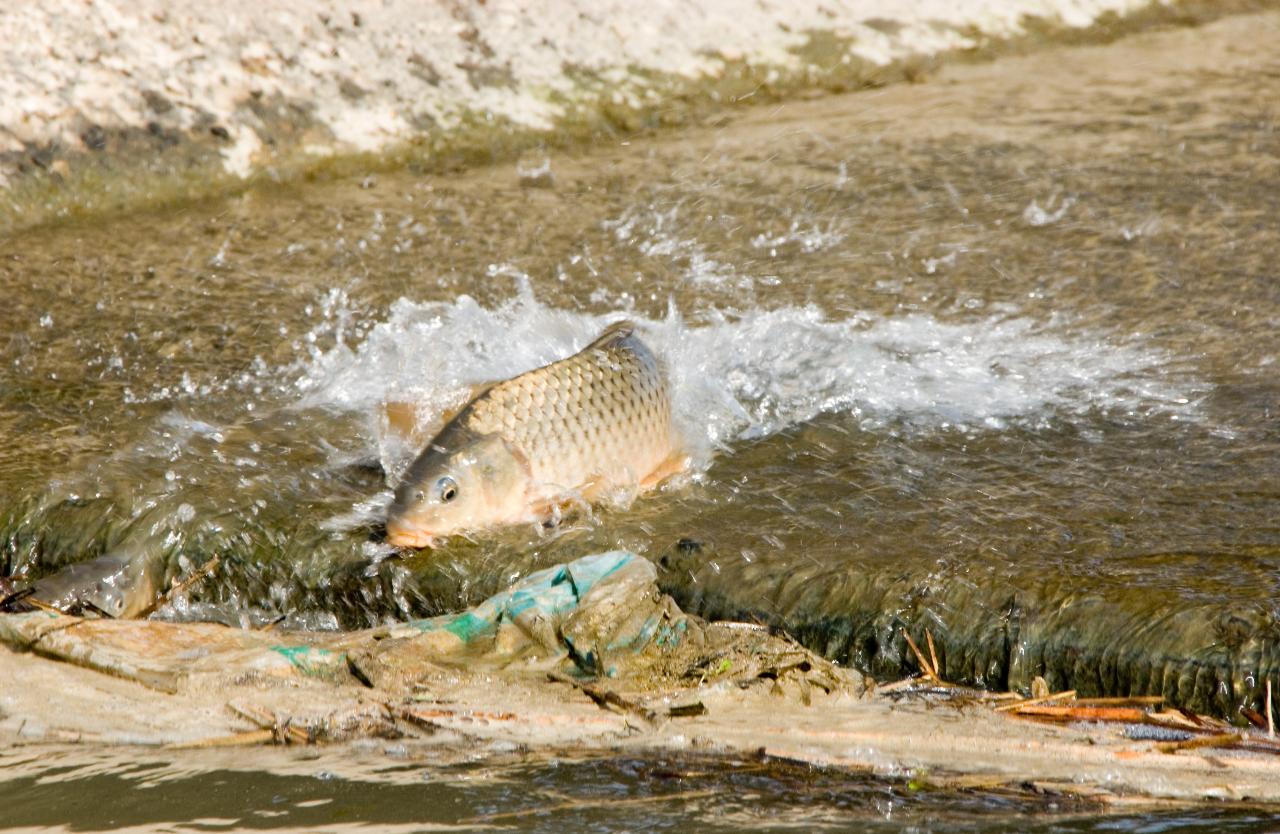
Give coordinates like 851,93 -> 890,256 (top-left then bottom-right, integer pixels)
1,10 -> 1279,823
8,745 -> 1280,833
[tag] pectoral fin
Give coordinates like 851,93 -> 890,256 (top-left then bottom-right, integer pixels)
639,451 -> 690,491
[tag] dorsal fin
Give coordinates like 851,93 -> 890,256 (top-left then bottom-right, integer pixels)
587,320 -> 637,351
380,382 -> 493,448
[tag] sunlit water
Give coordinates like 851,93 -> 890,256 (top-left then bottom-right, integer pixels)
8,745 -> 1280,834
1,6 -> 1278,726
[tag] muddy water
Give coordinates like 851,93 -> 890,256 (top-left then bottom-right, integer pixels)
2,6 -> 1279,742
6,745 -> 1275,834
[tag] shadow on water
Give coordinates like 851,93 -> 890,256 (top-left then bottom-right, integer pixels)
1,10 -> 1279,727
3,747 -> 1280,833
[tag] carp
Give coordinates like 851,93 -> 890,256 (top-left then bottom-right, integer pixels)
4,543 -> 166,619
385,321 -> 685,548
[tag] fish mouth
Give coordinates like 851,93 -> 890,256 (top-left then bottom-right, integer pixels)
385,520 -> 437,549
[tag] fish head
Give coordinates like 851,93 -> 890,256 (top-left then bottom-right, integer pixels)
386,434 -> 529,548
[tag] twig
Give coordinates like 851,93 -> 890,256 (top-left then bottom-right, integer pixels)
1009,705 -> 1148,722
1241,708 -> 1269,731
548,672 -> 659,724
900,629 -> 938,683
227,701 -> 276,730
156,556 -> 220,610
1148,712 -> 1238,735
994,690 -> 1077,712
393,705 -> 488,742
281,721 -> 311,745
0,585 -> 35,610
21,595 -> 64,615
1269,680 -> 1275,739
1009,703 -> 1232,737
403,705 -> 518,722
223,702 -> 317,745
1073,696 -> 1162,707
169,729 -> 275,749
79,600 -> 116,619
1173,706 -> 1208,728
257,614 -> 287,631
926,629 -> 940,680
1156,732 -> 1242,755
876,676 -> 929,693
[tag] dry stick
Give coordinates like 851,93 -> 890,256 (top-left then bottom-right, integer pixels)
1148,710 -> 1209,731
1241,707 -> 1270,731
152,555 -> 221,614
1173,706 -> 1209,728
405,706 -> 518,722
0,585 -> 36,610
169,729 -> 275,749
79,600 -> 116,619
993,690 -> 1077,713
257,614 -> 288,632
547,672 -> 659,724
283,722 -> 311,745
900,629 -> 938,683
1147,712 -> 1241,735
1156,732 -> 1243,755
227,701 -> 277,730
393,705 -> 490,743
926,629 -> 940,680
876,677 -> 928,694
226,701 -> 318,745
1011,705 -> 1225,736
986,691 -> 1025,701
1268,680 -> 1275,739
1073,696 -> 1163,707
137,552 -> 222,619
22,595 -> 64,615
1009,705 -> 1149,722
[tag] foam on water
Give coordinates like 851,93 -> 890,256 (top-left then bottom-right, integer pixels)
295,278 -> 1202,478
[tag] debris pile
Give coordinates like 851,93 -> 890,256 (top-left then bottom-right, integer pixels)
4,552 -> 1280,805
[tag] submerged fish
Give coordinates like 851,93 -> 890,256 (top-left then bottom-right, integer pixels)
385,321 -> 685,548
13,544 -> 166,619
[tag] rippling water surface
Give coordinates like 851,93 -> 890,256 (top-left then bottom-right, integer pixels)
3,12 -> 1279,672
4,745 -> 1280,833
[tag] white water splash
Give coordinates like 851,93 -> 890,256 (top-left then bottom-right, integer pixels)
603,205 -> 737,285
1023,195 -> 1076,227
750,220 -> 846,256
295,279 -> 1202,474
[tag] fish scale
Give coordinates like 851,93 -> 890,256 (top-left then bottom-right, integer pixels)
457,323 -> 666,491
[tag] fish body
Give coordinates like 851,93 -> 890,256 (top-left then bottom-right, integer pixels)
18,544 -> 166,619
385,321 -> 682,547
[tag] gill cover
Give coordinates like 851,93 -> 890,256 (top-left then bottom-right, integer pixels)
386,434 -> 529,548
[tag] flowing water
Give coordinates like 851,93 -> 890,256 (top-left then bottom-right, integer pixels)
1,10 -> 1280,830
6,744 -> 1278,833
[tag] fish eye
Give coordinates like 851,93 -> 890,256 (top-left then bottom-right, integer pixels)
436,476 -> 458,503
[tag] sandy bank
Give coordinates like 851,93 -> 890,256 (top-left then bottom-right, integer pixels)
0,0 -> 1259,230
